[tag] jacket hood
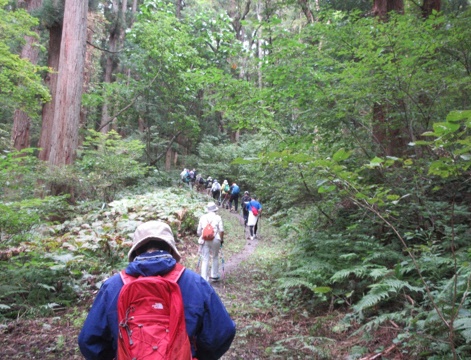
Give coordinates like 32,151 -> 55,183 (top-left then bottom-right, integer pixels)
125,250 -> 177,277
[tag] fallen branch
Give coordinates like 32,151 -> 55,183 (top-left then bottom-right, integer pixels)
359,344 -> 397,360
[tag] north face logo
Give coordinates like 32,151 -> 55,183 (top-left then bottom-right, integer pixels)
152,303 -> 164,310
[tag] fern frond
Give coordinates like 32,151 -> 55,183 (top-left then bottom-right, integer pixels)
454,316 -> 471,343
369,267 -> 390,280
353,278 -> 422,312
355,310 -> 410,334
339,253 -> 360,261
277,277 -> 332,294
353,289 -> 390,312
330,265 -> 388,283
363,249 -> 404,264
380,279 -> 423,293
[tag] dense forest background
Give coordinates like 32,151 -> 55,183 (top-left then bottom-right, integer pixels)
1,0 -> 471,358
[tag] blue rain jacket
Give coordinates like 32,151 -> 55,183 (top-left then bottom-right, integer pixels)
78,251 -> 236,360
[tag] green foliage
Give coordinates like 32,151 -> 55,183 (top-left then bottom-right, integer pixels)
0,148 -> 42,201
0,251 -> 78,321
414,110 -> 471,177
75,130 -> 148,202
0,202 -> 40,241
0,0 -> 50,117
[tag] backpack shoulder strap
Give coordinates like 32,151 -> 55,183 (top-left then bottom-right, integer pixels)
120,263 -> 185,286
163,263 -> 185,283
120,270 -> 136,285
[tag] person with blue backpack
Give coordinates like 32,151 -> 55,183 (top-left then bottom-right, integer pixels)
229,182 -> 240,212
78,220 -> 236,360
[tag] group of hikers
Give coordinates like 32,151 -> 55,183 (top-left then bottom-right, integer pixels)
78,170 -> 264,360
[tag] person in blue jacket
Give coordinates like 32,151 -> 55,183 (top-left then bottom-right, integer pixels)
78,220 -> 236,360
247,196 -> 262,240
229,182 -> 240,212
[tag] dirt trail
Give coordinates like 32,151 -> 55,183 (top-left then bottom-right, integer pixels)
0,203 -> 263,360
218,212 -> 259,275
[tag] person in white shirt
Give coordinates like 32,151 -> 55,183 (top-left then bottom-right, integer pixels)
197,202 -> 224,281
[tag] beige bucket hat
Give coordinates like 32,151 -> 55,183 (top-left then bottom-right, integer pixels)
128,221 -> 181,262
206,202 -> 219,212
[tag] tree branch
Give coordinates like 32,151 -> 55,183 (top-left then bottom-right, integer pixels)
86,41 -> 122,54
97,72 -> 160,132
148,131 -> 183,166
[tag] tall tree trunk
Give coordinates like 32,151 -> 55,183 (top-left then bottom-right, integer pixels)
371,0 -> 405,156
176,0 -> 183,19
11,0 -> 43,151
47,0 -> 88,167
298,0 -> 315,23
421,0 -> 440,18
227,0 -> 251,143
38,24 -> 62,161
373,0 -> 404,19
100,0 -> 120,133
80,9 -> 101,134
256,1 -> 263,89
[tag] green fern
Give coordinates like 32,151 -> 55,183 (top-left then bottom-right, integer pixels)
330,265 -> 388,283
454,316 -> 471,343
277,277 -> 332,294
355,309 -> 411,333
353,278 -> 423,312
353,289 -> 391,312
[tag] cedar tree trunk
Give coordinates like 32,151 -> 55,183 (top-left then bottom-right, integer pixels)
47,0 -> 88,166
11,0 -> 43,151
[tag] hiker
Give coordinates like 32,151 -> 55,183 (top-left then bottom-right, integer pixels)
196,173 -> 205,192
241,191 -> 251,226
197,202 -> 224,282
205,176 -> 213,195
211,179 -> 221,204
247,195 -> 262,240
78,220 -> 236,360
189,168 -> 197,190
221,180 -> 231,209
229,182 -> 240,212
180,168 -> 189,185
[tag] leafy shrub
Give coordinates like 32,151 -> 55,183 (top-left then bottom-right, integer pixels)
75,130 -> 148,202
0,202 -> 40,242
0,252 -> 78,320
0,148 -> 44,202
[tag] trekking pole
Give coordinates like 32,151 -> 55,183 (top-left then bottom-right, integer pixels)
258,214 -> 261,240
196,248 -> 202,272
220,243 -> 225,280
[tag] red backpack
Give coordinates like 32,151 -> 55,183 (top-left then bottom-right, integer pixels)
202,221 -> 215,241
117,263 -> 192,360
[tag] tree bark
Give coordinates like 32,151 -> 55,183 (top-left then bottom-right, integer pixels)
298,0 -> 315,23
421,0 -> 440,18
38,23 -> 62,161
372,0 -> 404,19
176,0 -> 183,19
100,0 -> 120,133
11,0 -> 43,151
47,0 -> 88,166
371,0 -> 406,157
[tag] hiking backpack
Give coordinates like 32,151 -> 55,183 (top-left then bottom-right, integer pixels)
117,263 -> 192,360
224,184 -> 230,193
202,220 -> 215,241
231,185 -> 240,195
